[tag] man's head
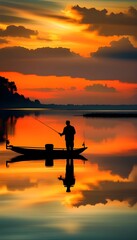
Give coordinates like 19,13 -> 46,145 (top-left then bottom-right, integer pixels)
66,120 -> 70,126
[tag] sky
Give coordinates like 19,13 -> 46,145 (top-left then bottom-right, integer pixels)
0,0 -> 137,104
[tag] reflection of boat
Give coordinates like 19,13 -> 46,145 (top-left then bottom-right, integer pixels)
6,140 -> 87,158
6,154 -> 87,167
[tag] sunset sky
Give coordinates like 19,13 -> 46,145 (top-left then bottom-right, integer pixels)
0,0 -> 137,104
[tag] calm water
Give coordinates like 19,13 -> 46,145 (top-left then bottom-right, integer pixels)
0,109 -> 137,240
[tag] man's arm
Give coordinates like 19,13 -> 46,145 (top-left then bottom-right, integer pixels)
59,127 -> 65,136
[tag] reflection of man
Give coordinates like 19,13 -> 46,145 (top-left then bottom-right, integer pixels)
58,158 -> 75,192
60,120 -> 76,151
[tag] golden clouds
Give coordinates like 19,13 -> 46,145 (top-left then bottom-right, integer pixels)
0,2 -> 137,104
0,3 -> 137,59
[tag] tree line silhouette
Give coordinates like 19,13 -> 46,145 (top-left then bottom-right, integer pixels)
0,76 -> 41,107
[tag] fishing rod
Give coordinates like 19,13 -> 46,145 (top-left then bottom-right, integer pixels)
32,116 -> 60,134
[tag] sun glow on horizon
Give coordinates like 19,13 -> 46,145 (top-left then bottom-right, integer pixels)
1,71 -> 137,105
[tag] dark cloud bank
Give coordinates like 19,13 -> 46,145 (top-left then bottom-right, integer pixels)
72,5 -> 137,38
0,25 -> 38,38
85,84 -> 116,92
74,180 -> 137,207
0,37 -> 137,83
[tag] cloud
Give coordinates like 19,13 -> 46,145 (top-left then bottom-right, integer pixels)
0,1 -> 35,24
74,180 -> 137,207
0,38 -> 9,44
0,25 -> 38,38
0,0 -> 68,24
92,37 -> 137,60
0,177 -> 37,191
72,6 -> 137,38
91,152 -> 137,178
0,14 -> 33,24
85,84 -> 116,92
0,45 -> 79,58
72,5 -> 137,25
37,37 -> 52,42
0,0 -> 61,13
25,87 -> 65,92
7,179 -> 37,191
0,38 -> 136,83
24,86 -> 77,92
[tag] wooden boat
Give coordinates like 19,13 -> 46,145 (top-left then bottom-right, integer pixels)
6,140 -> 87,159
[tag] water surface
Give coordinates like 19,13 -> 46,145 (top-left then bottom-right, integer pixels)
0,109 -> 137,240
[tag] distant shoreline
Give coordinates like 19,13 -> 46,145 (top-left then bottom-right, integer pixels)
1,104 -> 137,111
1,106 -> 137,119
83,111 -> 137,118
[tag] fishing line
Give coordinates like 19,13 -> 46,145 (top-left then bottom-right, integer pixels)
32,116 -> 60,134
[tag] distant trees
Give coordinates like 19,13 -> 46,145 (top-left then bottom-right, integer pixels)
0,76 -> 17,100
34,99 -> 40,105
0,76 -> 41,107
8,81 -> 17,94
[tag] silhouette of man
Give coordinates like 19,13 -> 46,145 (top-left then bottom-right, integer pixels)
60,120 -> 76,151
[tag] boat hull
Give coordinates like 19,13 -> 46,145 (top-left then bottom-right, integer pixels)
7,145 -> 87,159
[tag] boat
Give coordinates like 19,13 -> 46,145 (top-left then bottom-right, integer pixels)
6,140 -> 87,159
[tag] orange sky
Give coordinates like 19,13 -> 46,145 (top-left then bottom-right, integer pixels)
1,71 -> 137,104
0,1 -> 137,104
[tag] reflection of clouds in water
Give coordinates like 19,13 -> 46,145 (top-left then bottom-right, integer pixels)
86,130 -> 116,143
0,177 -> 37,191
84,117 -> 137,144
74,180 -> 137,207
74,151 -> 137,207
0,193 -> 19,202
129,165 -> 137,182
85,118 -> 120,129
87,118 -> 137,140
90,152 -> 137,178
85,118 -> 137,131
84,119 -> 116,142
85,119 -> 137,155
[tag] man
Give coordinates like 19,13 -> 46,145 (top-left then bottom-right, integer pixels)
60,120 -> 76,151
